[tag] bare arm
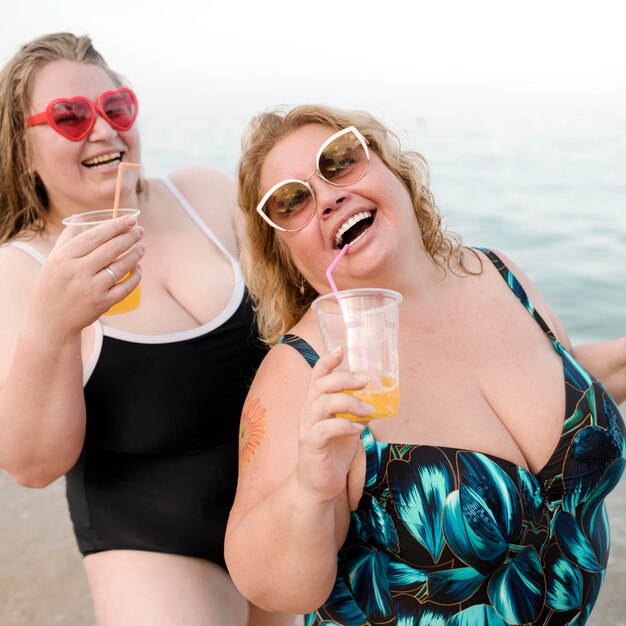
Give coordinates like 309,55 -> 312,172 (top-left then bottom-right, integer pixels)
225,345 -> 371,613
571,338 -> 626,405
0,217 -> 143,486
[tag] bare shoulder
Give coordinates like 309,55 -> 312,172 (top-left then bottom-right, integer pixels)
168,166 -> 234,195
231,340 -> 315,509
482,247 -> 572,350
167,166 -> 236,214
166,167 -> 237,252
0,243 -> 46,317
0,242 -> 43,287
0,244 -> 45,379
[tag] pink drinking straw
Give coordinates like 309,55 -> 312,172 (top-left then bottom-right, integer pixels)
325,243 -> 350,292
112,162 -> 141,218
325,244 -> 381,385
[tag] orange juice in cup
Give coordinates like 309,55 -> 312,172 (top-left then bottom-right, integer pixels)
104,271 -> 141,315
312,288 -> 402,421
337,373 -> 399,420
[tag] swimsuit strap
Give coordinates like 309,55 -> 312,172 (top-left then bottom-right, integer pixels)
2,241 -> 46,264
475,247 -> 560,346
160,175 -> 243,285
277,333 -> 320,368
277,333 -> 374,452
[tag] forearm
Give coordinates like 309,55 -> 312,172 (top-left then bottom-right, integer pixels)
0,326 -> 86,487
225,472 -> 343,614
571,337 -> 626,405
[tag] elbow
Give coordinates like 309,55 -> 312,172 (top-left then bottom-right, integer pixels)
10,467 -> 63,488
224,545 -> 333,614
3,456 -> 74,488
224,549 -> 278,612
224,547 -> 261,607
226,577 -> 328,615
2,445 -> 80,488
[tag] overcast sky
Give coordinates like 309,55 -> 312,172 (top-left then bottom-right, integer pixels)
2,0 -> 624,92
2,0 -> 624,177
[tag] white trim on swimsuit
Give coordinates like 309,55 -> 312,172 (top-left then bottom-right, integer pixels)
4,175 -> 244,384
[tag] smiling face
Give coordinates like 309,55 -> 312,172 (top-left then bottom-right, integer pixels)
259,124 -> 422,293
26,59 -> 141,222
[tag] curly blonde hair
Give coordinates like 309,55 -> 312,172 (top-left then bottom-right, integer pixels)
237,104 -> 465,346
0,32 -> 140,243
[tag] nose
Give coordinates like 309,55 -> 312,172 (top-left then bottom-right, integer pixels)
88,112 -> 118,141
313,179 -> 349,217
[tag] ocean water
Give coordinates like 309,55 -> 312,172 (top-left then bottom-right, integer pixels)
139,78 -> 625,344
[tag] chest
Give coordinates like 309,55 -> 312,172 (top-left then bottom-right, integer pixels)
144,229 -> 234,313
102,208 -> 237,334
368,291 -> 566,474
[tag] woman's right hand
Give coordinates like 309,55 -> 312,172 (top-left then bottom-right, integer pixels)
26,214 -> 144,335
294,346 -> 372,505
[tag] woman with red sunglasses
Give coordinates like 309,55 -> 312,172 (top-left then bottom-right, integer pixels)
0,32 -> 299,626
224,105 -> 626,625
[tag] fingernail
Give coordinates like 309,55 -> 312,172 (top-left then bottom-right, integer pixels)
360,402 -> 375,413
353,374 -> 369,384
125,216 -> 137,227
331,345 -> 342,355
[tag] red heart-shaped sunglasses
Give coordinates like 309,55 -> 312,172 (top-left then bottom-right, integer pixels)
26,87 -> 138,141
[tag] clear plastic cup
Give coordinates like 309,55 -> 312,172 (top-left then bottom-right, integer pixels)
312,288 -> 402,420
62,208 -> 141,315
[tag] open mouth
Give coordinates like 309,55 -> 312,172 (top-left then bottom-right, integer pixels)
82,152 -> 123,169
334,210 -> 376,249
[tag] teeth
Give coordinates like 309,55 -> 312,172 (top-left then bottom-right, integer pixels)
334,211 -> 372,247
83,152 -> 122,167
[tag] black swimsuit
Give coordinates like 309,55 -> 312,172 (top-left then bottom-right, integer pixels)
67,291 -> 265,564
281,250 -> 626,626
8,178 -> 266,566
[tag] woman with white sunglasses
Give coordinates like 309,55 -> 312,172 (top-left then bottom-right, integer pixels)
0,32 -> 298,626
225,104 -> 626,625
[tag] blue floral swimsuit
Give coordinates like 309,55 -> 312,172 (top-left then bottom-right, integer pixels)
280,249 -> 625,626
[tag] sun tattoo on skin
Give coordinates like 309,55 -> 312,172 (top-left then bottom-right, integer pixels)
239,396 -> 268,466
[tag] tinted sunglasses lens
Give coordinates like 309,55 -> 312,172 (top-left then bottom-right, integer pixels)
318,131 -> 368,184
263,181 -> 313,231
102,91 -> 137,130
50,100 -> 93,140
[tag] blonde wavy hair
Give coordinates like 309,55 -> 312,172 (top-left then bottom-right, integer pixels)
238,104 -> 465,346
0,32 -> 141,243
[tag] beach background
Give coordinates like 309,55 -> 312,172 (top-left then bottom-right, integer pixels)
1,1 -> 625,624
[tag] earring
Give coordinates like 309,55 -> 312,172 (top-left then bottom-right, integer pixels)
298,274 -> 306,295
